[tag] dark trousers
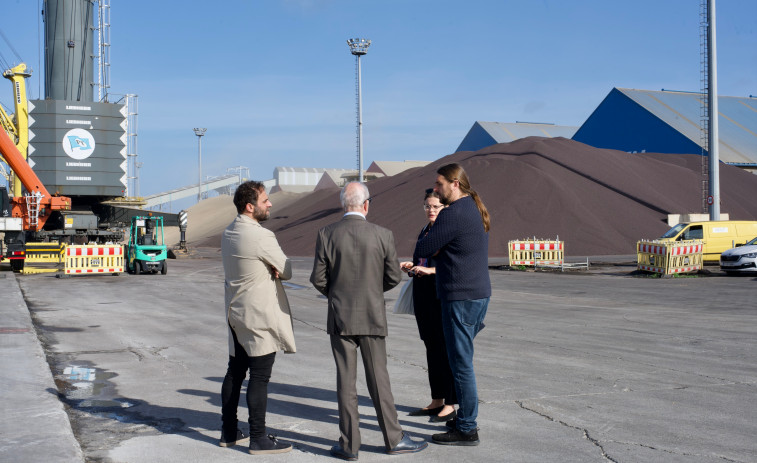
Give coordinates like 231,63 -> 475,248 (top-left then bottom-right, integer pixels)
415,297 -> 457,405
421,334 -> 457,404
221,327 -> 276,439
330,334 -> 404,455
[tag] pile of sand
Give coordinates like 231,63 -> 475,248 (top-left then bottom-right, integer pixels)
164,191 -> 310,247
183,137 -> 757,258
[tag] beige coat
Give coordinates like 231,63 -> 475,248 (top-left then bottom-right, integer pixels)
221,214 -> 296,357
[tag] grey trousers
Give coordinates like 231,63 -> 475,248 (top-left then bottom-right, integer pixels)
330,334 -> 404,454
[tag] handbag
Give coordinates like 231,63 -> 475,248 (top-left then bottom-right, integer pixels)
392,278 -> 415,315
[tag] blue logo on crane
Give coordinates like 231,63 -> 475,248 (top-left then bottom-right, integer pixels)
67,135 -> 92,151
62,128 -> 96,160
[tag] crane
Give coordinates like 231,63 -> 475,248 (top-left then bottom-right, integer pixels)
0,127 -> 72,231
0,63 -> 32,198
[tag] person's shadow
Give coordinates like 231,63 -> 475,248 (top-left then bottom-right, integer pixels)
50,376 -> 440,457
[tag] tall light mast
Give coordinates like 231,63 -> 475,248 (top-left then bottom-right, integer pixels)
193,128 -> 206,203
347,38 -> 371,183
701,0 -> 720,220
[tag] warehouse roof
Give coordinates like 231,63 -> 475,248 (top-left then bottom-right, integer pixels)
574,88 -> 757,166
456,121 -> 578,152
367,160 -> 430,177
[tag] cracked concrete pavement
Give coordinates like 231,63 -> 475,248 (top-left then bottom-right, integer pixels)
1,253 -> 756,462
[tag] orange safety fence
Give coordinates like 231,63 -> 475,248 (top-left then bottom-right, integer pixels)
508,239 -> 564,267
64,244 -> 124,275
636,240 -> 703,276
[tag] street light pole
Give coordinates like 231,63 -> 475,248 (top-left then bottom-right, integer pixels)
193,128 -> 206,203
706,0 -> 720,220
347,38 -> 371,183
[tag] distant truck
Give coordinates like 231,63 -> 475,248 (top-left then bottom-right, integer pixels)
658,220 -> 757,262
126,215 -> 167,274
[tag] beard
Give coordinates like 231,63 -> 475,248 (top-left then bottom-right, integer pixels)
253,206 -> 270,222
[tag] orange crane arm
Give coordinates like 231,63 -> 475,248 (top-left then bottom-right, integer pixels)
0,127 -> 70,231
0,125 -> 50,197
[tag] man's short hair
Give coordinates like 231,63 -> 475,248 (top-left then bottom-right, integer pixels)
233,181 -> 266,214
340,181 -> 370,210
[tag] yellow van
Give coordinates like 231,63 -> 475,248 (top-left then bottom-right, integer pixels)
659,221 -> 757,262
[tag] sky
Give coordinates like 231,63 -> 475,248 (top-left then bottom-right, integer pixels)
1,0 -> 756,208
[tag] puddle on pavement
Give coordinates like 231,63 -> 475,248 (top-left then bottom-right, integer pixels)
57,365 -> 135,409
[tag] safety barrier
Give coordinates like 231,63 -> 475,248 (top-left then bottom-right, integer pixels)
509,238 -> 564,267
64,245 -> 124,275
21,242 -> 66,274
636,240 -> 703,276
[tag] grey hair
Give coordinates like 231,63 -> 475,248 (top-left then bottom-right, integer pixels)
340,181 -> 370,210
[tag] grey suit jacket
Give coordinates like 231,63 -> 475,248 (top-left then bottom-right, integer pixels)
310,214 -> 403,336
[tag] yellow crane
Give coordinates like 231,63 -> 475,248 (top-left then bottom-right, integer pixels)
0,62 -> 32,198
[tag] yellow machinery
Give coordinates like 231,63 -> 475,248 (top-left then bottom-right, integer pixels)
0,63 -> 32,198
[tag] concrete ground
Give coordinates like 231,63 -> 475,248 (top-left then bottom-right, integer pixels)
1,251 -> 755,463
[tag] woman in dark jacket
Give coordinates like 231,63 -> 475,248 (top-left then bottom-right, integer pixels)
400,189 -> 457,423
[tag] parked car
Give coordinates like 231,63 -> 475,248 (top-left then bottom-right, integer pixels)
720,236 -> 757,274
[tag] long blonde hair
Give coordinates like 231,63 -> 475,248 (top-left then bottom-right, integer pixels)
437,163 -> 490,232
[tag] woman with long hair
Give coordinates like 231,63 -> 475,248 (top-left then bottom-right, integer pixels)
400,189 -> 457,423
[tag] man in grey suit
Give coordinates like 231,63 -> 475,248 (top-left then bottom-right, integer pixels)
311,181 -> 428,461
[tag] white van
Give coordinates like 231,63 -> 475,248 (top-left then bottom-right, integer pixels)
659,221 -> 757,262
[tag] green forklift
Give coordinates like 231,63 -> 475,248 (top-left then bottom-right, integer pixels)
126,215 -> 168,275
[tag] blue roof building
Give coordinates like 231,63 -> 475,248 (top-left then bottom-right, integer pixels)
572,88 -> 757,172
456,121 -> 578,153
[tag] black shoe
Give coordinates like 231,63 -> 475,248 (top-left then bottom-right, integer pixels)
432,429 -> 480,446
248,434 -> 292,455
445,418 -> 480,432
219,428 -> 249,447
330,445 -> 358,461
408,405 -> 444,416
386,433 -> 428,455
429,409 -> 456,423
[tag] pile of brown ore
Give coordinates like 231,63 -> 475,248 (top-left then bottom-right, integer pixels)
208,137 -> 757,258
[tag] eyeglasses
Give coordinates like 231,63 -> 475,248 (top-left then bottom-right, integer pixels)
423,204 -> 444,211
364,197 -> 372,204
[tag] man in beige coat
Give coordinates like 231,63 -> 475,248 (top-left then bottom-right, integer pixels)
220,181 -> 295,455
310,181 -> 428,460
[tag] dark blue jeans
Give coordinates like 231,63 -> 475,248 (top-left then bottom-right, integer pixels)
441,297 -> 489,434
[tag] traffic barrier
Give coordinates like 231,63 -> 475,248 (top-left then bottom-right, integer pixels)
64,244 -> 124,275
636,240 -> 703,276
509,238 -> 564,267
21,242 -> 66,274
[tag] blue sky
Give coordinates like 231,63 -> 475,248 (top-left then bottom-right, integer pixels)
2,0 -> 756,204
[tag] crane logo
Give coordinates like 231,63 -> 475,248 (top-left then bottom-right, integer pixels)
62,128 -> 96,160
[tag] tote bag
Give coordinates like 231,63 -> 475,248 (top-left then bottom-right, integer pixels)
392,278 -> 414,315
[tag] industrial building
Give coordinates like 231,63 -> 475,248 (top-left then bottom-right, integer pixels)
572,88 -> 757,173
456,121 -> 579,153
367,160 -> 430,177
